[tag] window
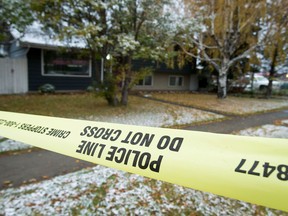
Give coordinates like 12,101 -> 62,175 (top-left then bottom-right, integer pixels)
42,50 -> 91,77
169,76 -> 183,86
137,75 -> 152,86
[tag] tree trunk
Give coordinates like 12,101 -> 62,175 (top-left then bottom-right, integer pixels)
266,46 -> 278,98
101,69 -> 119,106
266,79 -> 273,98
121,76 -> 130,105
217,72 -> 227,98
91,51 -> 101,84
104,78 -> 119,106
107,94 -> 119,106
251,72 -> 255,97
121,56 -> 132,106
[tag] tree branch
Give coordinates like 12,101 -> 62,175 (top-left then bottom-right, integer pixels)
173,40 -> 221,71
227,44 -> 257,69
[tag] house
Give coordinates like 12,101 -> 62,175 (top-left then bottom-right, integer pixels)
0,24 -> 199,94
132,59 -> 198,92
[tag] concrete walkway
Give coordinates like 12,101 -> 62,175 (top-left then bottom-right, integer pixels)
0,149 -> 94,190
0,108 -> 287,190
186,109 -> 288,133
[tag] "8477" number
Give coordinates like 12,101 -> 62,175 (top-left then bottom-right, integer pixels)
235,159 -> 288,181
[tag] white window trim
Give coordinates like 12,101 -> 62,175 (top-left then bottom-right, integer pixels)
137,75 -> 153,86
41,50 -> 92,78
168,75 -> 184,87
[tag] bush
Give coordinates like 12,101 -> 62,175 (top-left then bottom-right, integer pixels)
38,84 -> 55,94
280,83 -> 288,90
86,85 -> 96,92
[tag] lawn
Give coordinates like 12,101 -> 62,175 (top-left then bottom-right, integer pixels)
150,92 -> 288,115
1,92 -> 287,121
3,164 -> 286,216
1,118 -> 288,216
0,92 -> 225,153
0,93 -> 119,118
0,93 -> 224,128
1,92 -> 288,215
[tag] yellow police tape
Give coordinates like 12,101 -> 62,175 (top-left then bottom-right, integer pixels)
0,110 -> 287,212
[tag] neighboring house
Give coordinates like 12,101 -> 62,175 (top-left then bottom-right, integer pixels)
132,59 -> 198,91
0,24 -> 198,94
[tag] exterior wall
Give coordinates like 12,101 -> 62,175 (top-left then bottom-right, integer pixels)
132,59 -> 198,91
189,74 -> 199,91
27,48 -> 95,91
133,72 -> 196,91
0,57 -> 28,94
133,72 -> 198,91
0,47 -> 199,94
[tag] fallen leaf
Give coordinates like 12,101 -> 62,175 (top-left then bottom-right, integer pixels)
28,178 -> 37,183
26,203 -> 36,207
3,180 -> 12,185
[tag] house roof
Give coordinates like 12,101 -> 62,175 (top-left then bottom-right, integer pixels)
11,22 -> 86,50
132,59 -> 195,74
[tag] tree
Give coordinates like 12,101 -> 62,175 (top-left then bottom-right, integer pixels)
31,1 -> 111,77
176,0 -> 266,98
259,0 -> 288,98
106,0 -> 172,105
0,0 -> 34,54
30,0 -> 171,106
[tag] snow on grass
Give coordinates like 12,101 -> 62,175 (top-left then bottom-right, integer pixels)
0,139 -> 31,153
1,94 -> 287,215
151,93 -> 288,115
1,165 -> 285,216
82,104 -> 222,127
236,124 -> 288,138
1,123 -> 288,215
280,119 -> 288,126
0,103 -> 223,154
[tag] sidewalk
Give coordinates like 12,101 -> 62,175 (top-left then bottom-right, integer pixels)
0,108 -> 287,190
186,109 -> 288,133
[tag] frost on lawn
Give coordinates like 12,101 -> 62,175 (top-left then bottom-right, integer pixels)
237,125 -> 288,138
236,119 -> 288,139
1,119 -> 287,215
1,103 -> 288,215
1,165 -> 284,216
82,105 -> 223,128
0,105 -> 223,154
0,139 -> 31,153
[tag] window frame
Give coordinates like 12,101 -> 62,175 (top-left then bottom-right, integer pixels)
136,75 -> 153,86
41,49 -> 92,77
168,75 -> 184,87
